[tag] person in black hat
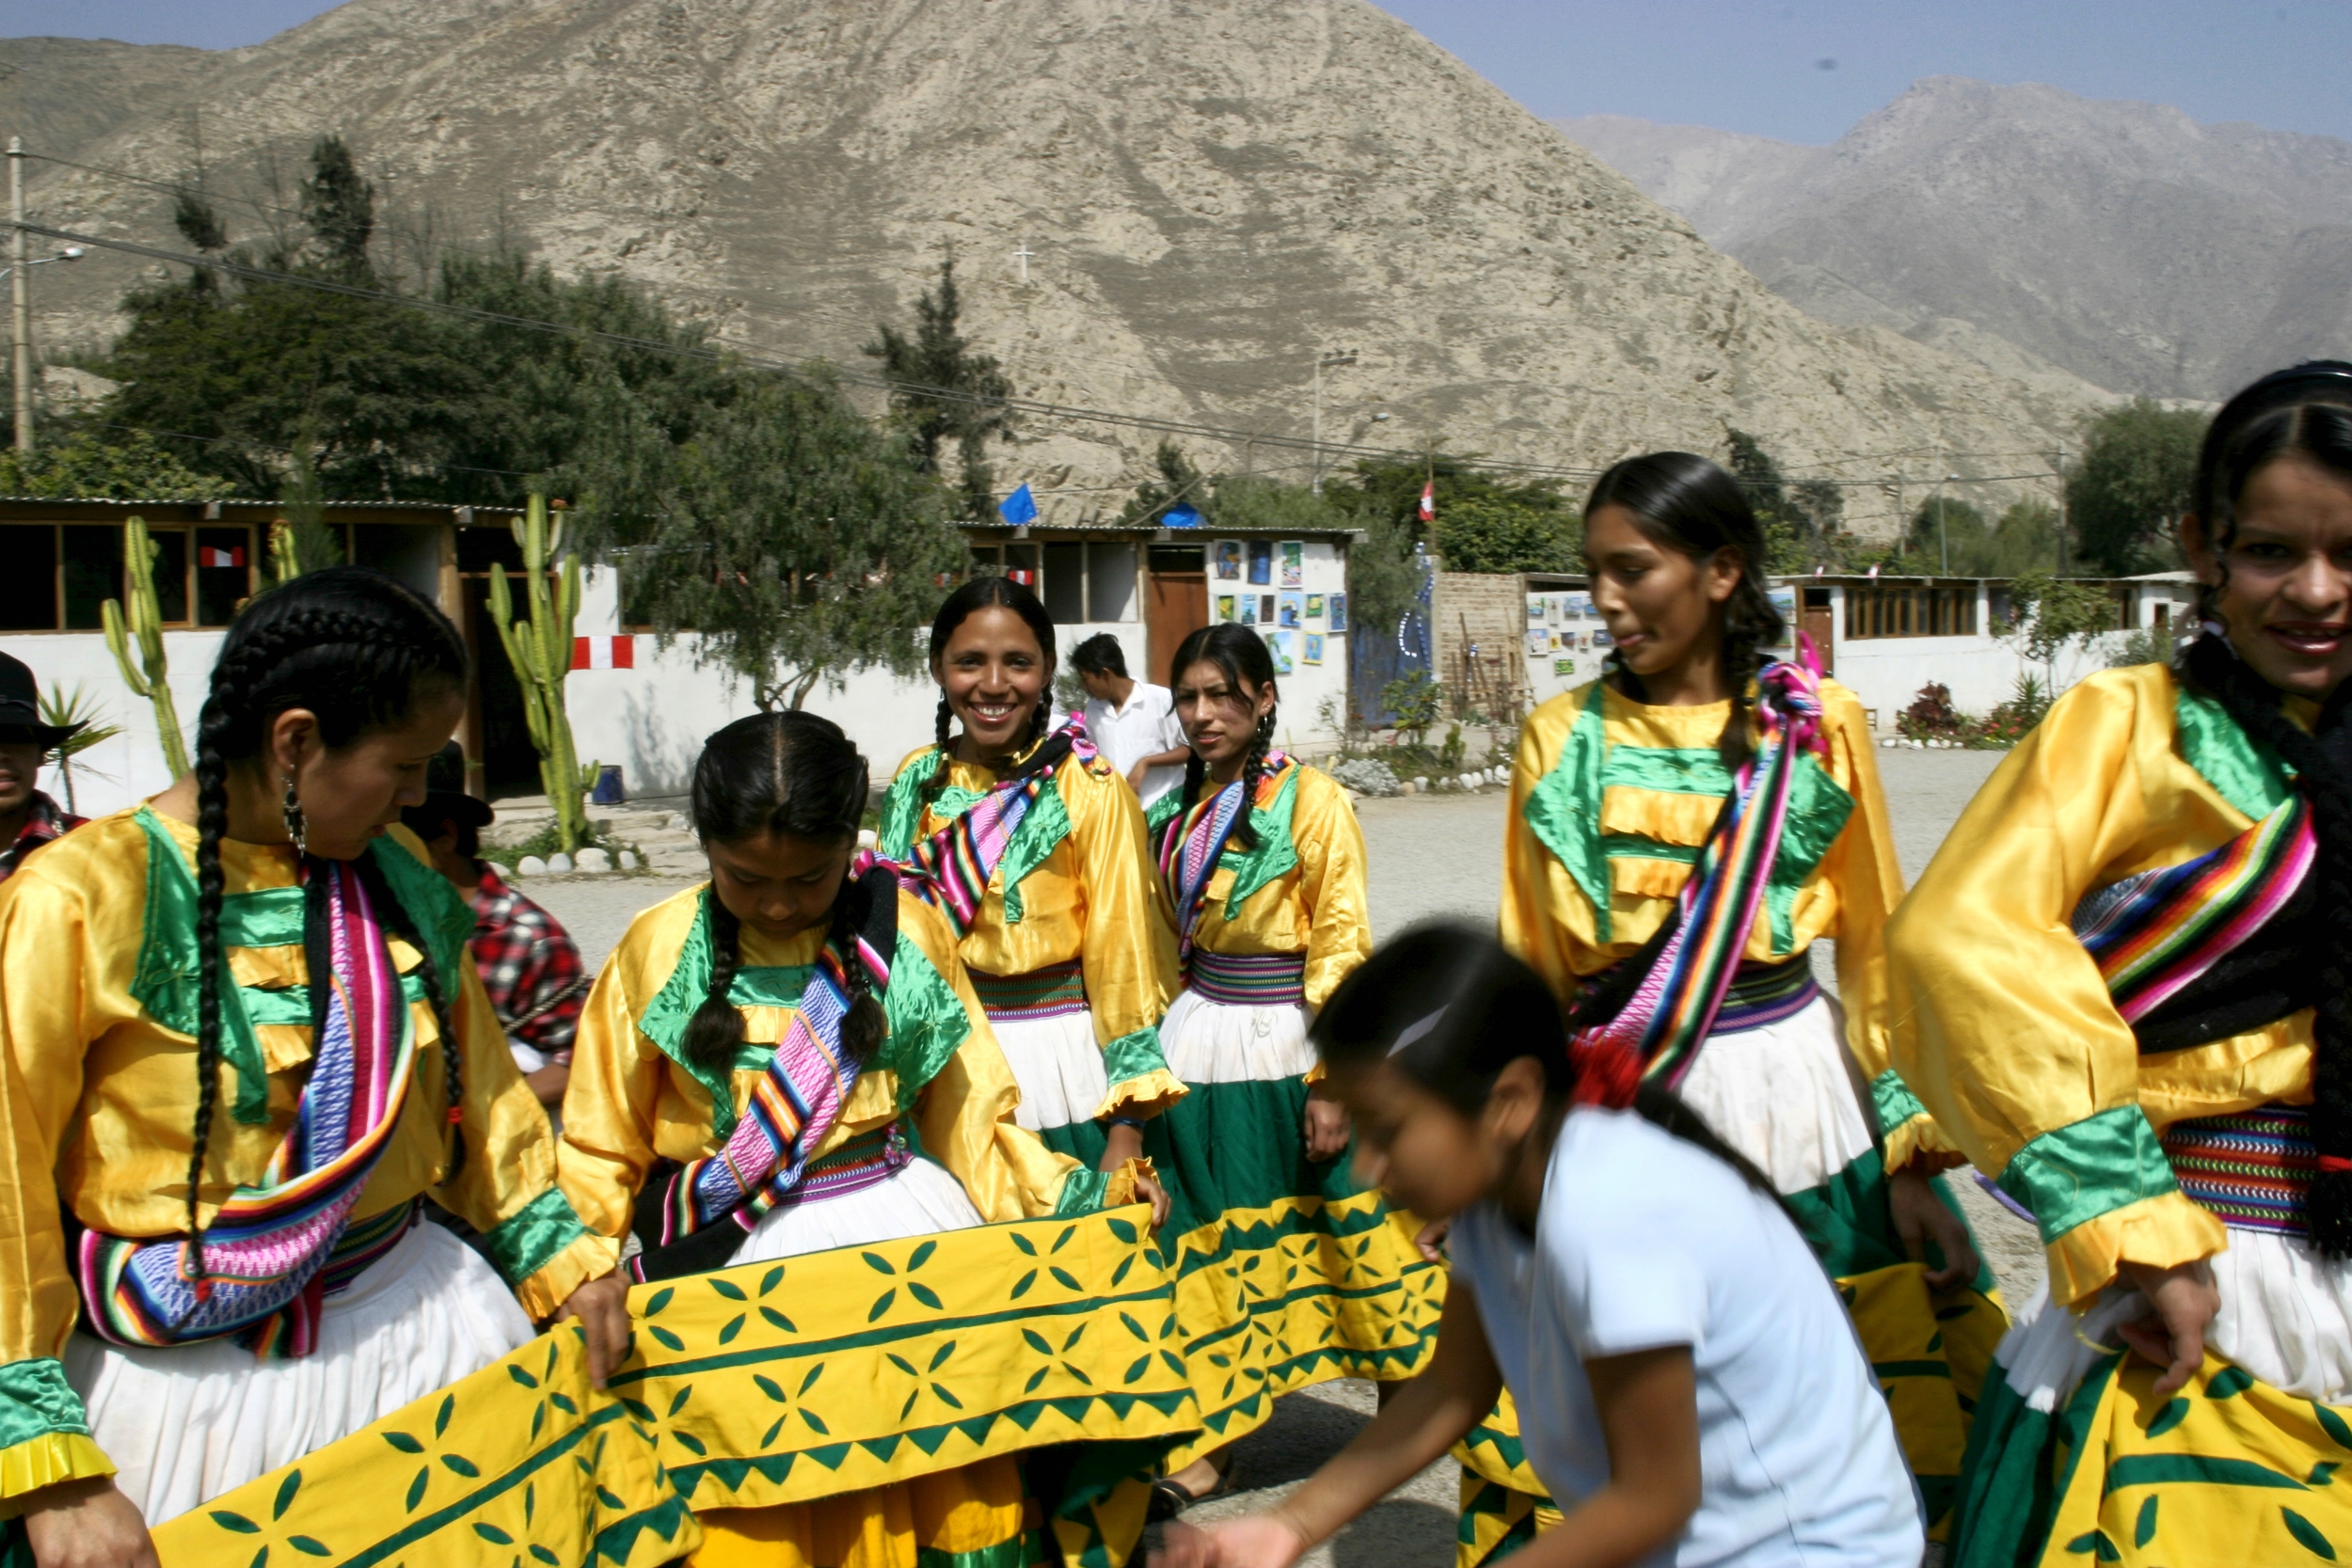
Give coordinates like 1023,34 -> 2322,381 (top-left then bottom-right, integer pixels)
0,652 -> 88,881
401,742 -> 588,1114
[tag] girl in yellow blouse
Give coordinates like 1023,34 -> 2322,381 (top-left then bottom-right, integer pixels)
1889,363 -> 2352,1568
876,577 -> 1183,1173
1141,625 -> 1435,1514
1486,452 -> 1994,1556
0,568 -> 614,1568
558,709 -> 1165,1568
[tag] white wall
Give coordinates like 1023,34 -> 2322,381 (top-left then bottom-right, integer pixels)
0,629 -> 225,819
1196,537 -> 1350,753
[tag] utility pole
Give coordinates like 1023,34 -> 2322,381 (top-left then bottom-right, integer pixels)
9,137 -> 29,454
2054,442 -> 2070,576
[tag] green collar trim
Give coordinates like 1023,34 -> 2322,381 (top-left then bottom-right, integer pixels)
634,889 -> 974,1140
126,807 -> 473,1125
2174,680 -> 2292,821
1144,765 -> 1304,919
874,748 -> 1071,923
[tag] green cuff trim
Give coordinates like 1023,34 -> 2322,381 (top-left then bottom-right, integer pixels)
1870,1069 -> 1930,1140
1054,1167 -> 1114,1217
1997,1104 -> 2180,1246
478,1186 -> 593,1287
0,1361 -> 88,1450
1101,1024 -> 1169,1090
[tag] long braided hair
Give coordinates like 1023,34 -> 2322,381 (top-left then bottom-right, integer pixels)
1585,452 -> 1786,770
1168,623 -> 1279,850
2175,361 -> 2352,1253
683,710 -> 886,1074
921,575 -> 1059,804
186,566 -> 470,1280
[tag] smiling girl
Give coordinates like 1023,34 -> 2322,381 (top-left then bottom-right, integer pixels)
1156,925 -> 1923,1568
0,568 -> 614,1567
1139,625 -> 1436,1514
876,577 -> 1184,1171
1481,452 -> 1995,1554
558,710 -> 1166,1566
1889,362 -> 2352,1566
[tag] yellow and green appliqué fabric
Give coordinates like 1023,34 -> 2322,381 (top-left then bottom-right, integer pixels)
140,1212 -> 1196,1568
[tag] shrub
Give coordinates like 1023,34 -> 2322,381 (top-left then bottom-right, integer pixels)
1899,683 -> 1962,740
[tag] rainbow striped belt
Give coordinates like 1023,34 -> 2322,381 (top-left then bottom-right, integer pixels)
1186,949 -> 1309,1008
318,1198 -> 419,1298
771,1122 -> 914,1212
2163,1102 -> 2316,1238
969,958 -> 1089,1022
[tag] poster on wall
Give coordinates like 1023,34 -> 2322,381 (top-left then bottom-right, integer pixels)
1566,593 -> 1593,619
1303,633 -> 1325,666
1266,630 -> 1295,674
1526,629 -> 1549,659
1554,657 -> 1576,677
1216,594 -> 1237,624
1260,594 -> 1277,623
1766,586 -> 1798,649
1327,593 -> 1348,632
1306,593 -> 1325,620
1214,541 -> 1243,579
1526,595 -> 1545,623
1279,594 -> 1303,628
1279,541 -> 1305,588
1248,541 -> 1272,585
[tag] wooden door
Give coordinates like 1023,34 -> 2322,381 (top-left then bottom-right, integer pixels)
1146,564 -> 1210,689
1802,587 -> 1835,675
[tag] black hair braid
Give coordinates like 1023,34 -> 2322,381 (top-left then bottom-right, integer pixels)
1176,745 -> 1208,816
2183,636 -> 2352,1254
1230,708 -> 1276,851
1029,691 -> 1054,750
922,697 -> 955,805
184,688 -> 240,1280
1716,610 -> 1767,773
825,873 -> 889,1065
684,896 -> 747,1073
349,851 -> 466,1179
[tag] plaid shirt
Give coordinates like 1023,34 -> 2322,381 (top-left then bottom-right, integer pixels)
469,865 -> 589,1054
0,790 -> 85,882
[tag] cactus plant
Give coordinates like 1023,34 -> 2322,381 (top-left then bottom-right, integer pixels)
103,515 -> 191,779
487,493 -> 588,855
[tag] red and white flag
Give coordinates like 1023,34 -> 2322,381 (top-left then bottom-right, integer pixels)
199,545 -> 246,568
1418,482 -> 1436,523
571,635 -> 635,671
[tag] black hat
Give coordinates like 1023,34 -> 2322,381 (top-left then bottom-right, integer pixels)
0,653 -> 85,749
421,741 -> 494,830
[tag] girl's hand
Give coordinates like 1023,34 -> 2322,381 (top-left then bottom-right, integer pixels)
552,1271 -> 635,1388
1302,1095 -> 1351,1161
1887,1167 -> 1980,1289
1132,1174 -> 1173,1229
2120,1259 -> 2221,1396
22,1477 -> 158,1568
1152,1512 -> 1312,1568
1413,1216 -> 1453,1263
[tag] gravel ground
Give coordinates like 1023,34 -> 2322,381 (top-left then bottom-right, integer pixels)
528,743 -> 2032,1561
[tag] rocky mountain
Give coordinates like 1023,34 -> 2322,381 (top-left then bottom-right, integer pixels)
1561,78 -> 2352,403
5,5 -> 2109,537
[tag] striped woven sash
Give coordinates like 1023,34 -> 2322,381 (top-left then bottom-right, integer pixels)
76,856 -> 416,1358
775,1121 -> 914,1210
2163,1103 -> 2318,1237
968,958 -> 1089,1022
1156,753 -> 1293,963
1187,949 -> 1308,1008
894,719 -> 1095,939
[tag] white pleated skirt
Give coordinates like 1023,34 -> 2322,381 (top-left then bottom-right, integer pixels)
729,1156 -> 989,1265
65,1217 -> 535,1526
1672,991 -> 1876,1195
990,1007 -> 1109,1132
1159,988 -> 1312,1085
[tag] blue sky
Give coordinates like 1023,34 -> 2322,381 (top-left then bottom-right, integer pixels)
9,0 -> 2352,144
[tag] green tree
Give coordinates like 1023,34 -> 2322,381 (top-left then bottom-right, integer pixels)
1999,571 -> 2119,688
621,371 -> 965,710
1327,453 -> 1572,639
1433,497 -> 1578,572
1116,440 -> 1210,527
2067,399 -> 2207,576
862,256 -> 1014,521
299,135 -> 374,277
0,431 -> 233,500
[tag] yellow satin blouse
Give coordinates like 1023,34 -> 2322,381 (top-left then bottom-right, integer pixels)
0,809 -> 599,1509
1501,676 -> 1928,1159
557,882 -> 1127,1274
1887,664 -> 2312,1306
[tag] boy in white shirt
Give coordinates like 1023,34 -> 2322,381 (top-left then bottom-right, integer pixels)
1073,633 -> 1191,806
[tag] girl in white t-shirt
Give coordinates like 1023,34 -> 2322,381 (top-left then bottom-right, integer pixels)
1154,924 -> 1922,1568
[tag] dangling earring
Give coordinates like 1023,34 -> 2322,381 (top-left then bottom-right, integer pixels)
281,774 -> 308,856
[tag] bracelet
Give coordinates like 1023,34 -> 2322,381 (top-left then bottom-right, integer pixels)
1104,1115 -> 1145,1132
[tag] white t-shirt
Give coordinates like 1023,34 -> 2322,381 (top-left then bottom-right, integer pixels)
1082,682 -> 1188,806
1449,1107 -> 1922,1568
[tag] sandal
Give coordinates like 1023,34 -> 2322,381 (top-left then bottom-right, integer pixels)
1146,1464 -> 1236,1522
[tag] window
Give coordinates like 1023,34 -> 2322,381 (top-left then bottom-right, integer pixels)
1845,585 -> 1979,640
1042,542 -> 1087,623
1088,542 -> 1137,622
0,521 -> 258,633
965,539 -> 1142,624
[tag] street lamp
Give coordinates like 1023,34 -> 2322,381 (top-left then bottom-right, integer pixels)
9,132 -> 88,452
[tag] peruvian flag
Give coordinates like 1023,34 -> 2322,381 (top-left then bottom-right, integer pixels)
571,635 -> 635,671
1418,482 -> 1435,523
199,545 -> 246,568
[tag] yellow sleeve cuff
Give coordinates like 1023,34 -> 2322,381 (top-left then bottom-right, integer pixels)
2046,1191 -> 2230,1307
1302,1060 -> 1327,1086
513,1230 -> 623,1322
1101,1156 -> 1159,1211
0,1433 -> 115,1517
1883,1112 -> 1967,1175
1094,1068 -> 1186,1123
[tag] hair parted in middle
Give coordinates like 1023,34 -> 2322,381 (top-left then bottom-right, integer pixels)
1168,622 -> 1279,850
922,574 -> 1059,803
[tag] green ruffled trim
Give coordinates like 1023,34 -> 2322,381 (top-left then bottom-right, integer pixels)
1053,1167 -> 1114,1218
1996,1104 -> 2181,1246
2175,678 -> 2292,820
1101,1024 -> 1170,1096
0,1361 -> 87,1450
478,1185 -> 593,1288
634,891 -> 974,1138
126,809 -> 473,1126
1869,1069 -> 1930,1141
